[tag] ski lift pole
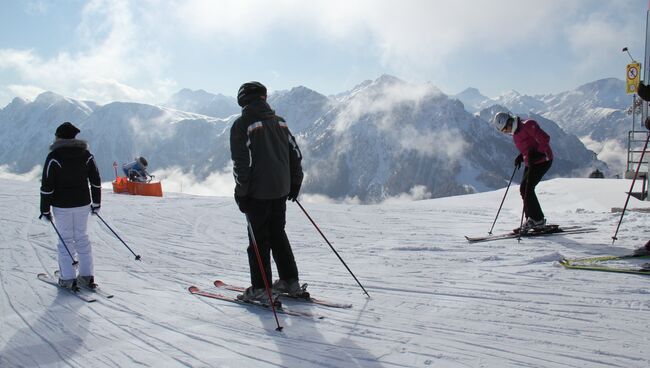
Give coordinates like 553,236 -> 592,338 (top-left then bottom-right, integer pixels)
94,212 -> 142,261
46,217 -> 78,266
245,214 -> 283,332
295,200 -> 370,298
488,166 -> 518,235
612,132 -> 650,244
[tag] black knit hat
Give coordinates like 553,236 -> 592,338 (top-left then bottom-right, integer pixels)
237,81 -> 267,107
55,122 -> 80,139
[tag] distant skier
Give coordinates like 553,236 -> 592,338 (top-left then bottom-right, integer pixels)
40,122 -> 101,289
230,81 -> 304,304
122,157 -> 150,182
493,112 -> 554,232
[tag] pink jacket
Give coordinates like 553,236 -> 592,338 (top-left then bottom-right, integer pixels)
512,119 -> 553,166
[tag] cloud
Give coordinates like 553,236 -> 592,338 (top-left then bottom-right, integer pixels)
0,0 -> 173,104
332,78 -> 468,160
0,165 -> 42,181
581,136 -> 626,175
25,1 -> 48,15
380,185 -> 432,204
173,0 -> 586,72
0,0 -> 637,106
150,166 -> 234,197
397,127 -> 468,159
567,9 -> 640,74
5,84 -> 46,101
333,79 -> 442,132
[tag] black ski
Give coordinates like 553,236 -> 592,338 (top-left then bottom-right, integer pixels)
54,270 -> 113,299
188,286 -> 324,319
465,225 -> 596,243
37,273 -> 96,302
214,280 -> 352,309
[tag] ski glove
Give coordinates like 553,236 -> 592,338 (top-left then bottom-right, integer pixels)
287,184 -> 301,202
39,212 -> 52,221
235,194 -> 250,214
90,204 -> 101,215
514,154 -> 523,169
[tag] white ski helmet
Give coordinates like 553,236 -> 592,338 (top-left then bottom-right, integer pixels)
492,112 -> 515,132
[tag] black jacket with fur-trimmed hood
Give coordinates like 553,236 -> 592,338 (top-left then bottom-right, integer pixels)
40,139 -> 101,213
230,99 -> 303,199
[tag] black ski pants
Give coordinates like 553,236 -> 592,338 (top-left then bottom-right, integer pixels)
245,197 -> 299,289
520,160 -> 552,221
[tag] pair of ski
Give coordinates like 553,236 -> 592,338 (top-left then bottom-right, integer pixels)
465,224 -> 597,243
37,271 -> 114,302
559,254 -> 650,275
188,280 -> 352,319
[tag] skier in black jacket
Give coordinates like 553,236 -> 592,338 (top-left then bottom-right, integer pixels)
40,122 -> 102,289
230,81 -> 304,303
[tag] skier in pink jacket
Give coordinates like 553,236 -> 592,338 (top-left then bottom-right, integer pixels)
493,112 -> 553,232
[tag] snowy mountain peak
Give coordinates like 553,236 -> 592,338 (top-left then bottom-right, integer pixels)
374,74 -> 403,86
453,87 -> 494,112
34,91 -> 66,105
457,87 -> 487,99
164,88 -> 239,119
498,89 -> 522,100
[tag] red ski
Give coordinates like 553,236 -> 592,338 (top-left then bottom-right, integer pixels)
213,280 -> 352,309
188,286 -> 324,319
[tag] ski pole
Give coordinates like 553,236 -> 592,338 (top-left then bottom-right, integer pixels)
245,214 -> 283,331
93,212 -> 142,261
517,167 -> 532,242
612,132 -> 650,244
488,166 -> 518,235
295,200 -> 370,298
47,218 -> 78,266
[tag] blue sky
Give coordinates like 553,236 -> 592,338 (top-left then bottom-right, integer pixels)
0,0 -> 647,107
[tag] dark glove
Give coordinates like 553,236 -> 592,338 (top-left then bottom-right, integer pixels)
235,194 -> 250,214
528,149 -> 545,163
39,212 -> 52,221
287,184 -> 301,202
90,204 -> 101,215
514,154 -> 523,169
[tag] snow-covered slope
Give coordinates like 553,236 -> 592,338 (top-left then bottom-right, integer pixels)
1,177 -> 649,367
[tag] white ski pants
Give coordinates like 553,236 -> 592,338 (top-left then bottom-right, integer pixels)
52,205 -> 94,280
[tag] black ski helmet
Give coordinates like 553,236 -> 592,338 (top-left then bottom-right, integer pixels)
237,81 -> 267,107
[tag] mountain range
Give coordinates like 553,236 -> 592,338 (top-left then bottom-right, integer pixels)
0,75 -> 615,202
454,78 -> 637,173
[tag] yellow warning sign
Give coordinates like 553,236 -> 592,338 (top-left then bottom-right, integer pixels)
626,62 -> 641,94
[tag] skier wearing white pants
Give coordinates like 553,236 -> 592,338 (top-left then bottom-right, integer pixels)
52,205 -> 95,280
40,122 -> 101,289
